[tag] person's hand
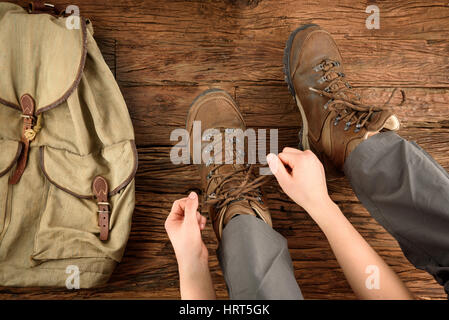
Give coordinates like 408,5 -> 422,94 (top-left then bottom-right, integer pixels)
165,192 -> 216,300
165,192 -> 208,268
267,148 -> 332,213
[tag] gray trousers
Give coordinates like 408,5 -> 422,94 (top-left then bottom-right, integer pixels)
218,131 -> 449,299
217,214 -> 303,299
345,132 -> 449,295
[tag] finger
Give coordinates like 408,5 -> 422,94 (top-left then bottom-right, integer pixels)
167,198 -> 188,220
266,153 -> 291,186
184,192 -> 199,224
282,147 -> 303,154
199,215 -> 207,230
196,211 -> 206,228
278,152 -> 300,170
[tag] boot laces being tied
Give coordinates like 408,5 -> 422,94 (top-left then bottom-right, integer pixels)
308,58 -> 385,133
203,136 -> 271,212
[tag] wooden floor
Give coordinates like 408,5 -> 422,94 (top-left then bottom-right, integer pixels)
2,0 -> 449,300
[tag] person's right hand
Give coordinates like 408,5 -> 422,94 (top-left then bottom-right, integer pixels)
267,148 -> 332,213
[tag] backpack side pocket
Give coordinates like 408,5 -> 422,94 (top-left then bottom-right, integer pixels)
32,140 -> 137,263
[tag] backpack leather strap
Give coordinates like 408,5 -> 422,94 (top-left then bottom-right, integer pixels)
28,1 -> 66,16
9,94 -> 35,185
92,176 -> 110,241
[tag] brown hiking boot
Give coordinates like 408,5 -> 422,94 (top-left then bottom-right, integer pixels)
186,89 -> 272,241
284,24 -> 400,170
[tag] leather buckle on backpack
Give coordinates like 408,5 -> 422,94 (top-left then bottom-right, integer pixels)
28,1 -> 66,16
92,176 -> 110,241
9,94 -> 36,185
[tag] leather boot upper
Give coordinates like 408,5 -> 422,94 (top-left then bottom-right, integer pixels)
287,25 -> 400,170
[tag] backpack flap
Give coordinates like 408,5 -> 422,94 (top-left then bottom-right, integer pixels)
0,3 -> 87,114
39,140 -> 137,199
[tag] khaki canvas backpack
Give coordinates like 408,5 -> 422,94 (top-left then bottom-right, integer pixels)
0,2 -> 137,287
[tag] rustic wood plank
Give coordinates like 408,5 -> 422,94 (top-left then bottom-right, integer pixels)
116,38 -> 449,87
13,1 -> 449,86
21,0 -> 449,41
124,85 -> 449,147
237,86 -> 449,128
124,85 -> 302,146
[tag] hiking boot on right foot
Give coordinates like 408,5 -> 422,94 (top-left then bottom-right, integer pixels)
284,24 -> 400,170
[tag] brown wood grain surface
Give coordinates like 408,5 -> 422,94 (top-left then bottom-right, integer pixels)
2,0 -> 449,300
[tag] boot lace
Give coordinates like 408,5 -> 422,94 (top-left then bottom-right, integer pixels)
204,140 -> 271,210
205,164 -> 269,210
309,59 -> 387,133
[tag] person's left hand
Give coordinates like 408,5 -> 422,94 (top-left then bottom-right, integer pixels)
165,192 -> 208,268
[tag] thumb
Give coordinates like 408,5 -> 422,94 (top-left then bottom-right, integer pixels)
267,153 -> 291,187
185,191 -> 199,224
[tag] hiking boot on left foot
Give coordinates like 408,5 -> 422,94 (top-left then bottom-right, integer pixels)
186,89 -> 272,241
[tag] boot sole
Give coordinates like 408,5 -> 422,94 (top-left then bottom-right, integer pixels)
283,24 -> 318,151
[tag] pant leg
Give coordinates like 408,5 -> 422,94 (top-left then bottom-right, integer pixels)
344,131 -> 449,295
217,214 -> 303,300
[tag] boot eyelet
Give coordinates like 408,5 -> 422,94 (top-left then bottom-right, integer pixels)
208,192 -> 216,199
344,121 -> 351,131
313,63 -> 324,72
317,76 -> 327,84
323,99 -> 333,110
333,116 -> 341,126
